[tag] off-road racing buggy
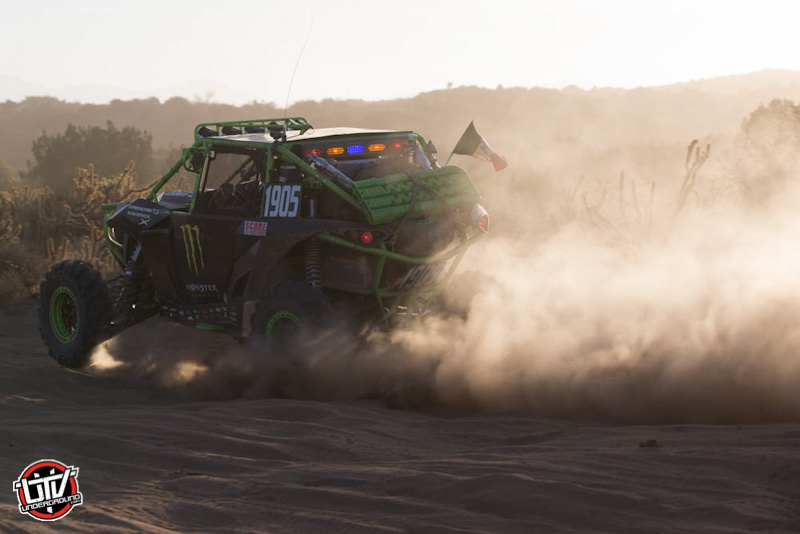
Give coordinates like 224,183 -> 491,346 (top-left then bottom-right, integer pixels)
38,117 -> 489,368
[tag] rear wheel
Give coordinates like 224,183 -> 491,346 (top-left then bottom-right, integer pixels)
38,260 -> 112,368
251,282 -> 332,354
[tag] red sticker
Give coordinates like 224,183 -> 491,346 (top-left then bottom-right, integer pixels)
243,221 -> 268,236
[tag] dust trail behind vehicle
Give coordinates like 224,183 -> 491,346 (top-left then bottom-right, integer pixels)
91,150 -> 800,425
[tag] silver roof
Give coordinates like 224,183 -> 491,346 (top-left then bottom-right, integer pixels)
208,127 -> 410,144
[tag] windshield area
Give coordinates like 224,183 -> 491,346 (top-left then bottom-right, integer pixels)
198,149 -> 265,215
204,150 -> 263,190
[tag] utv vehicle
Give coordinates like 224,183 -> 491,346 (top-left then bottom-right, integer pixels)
38,117 -> 489,368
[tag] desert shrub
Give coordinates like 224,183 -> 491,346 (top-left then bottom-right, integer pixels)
23,122 -> 154,191
0,163 -> 145,306
547,139 -> 711,251
735,99 -> 800,206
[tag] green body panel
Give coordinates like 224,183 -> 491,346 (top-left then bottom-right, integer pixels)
352,166 -> 480,225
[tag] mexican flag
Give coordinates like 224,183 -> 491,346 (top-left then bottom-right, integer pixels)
451,121 -> 508,171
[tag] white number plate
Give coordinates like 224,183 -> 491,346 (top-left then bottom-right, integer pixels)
263,184 -> 302,218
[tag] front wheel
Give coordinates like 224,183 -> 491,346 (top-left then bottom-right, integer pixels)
38,260 -> 111,368
251,282 -> 332,355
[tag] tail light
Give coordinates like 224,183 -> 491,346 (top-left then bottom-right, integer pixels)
347,230 -> 377,245
469,204 -> 489,233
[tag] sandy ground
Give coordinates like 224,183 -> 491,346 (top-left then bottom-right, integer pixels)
0,301 -> 798,534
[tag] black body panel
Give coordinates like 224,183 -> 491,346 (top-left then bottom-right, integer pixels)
107,199 -> 171,236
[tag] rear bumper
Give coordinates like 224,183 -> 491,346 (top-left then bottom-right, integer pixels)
318,230 -> 485,320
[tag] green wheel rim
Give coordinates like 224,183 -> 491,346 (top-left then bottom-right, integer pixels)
50,286 -> 79,343
266,311 -> 301,344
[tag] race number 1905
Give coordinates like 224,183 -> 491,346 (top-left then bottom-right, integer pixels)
263,184 -> 301,218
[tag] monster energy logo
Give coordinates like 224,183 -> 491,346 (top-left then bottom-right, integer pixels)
180,224 -> 205,275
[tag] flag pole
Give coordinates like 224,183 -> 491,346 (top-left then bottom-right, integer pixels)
445,119 -> 473,166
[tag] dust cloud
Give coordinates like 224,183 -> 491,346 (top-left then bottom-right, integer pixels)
407,212 -> 800,424
90,147 -> 800,425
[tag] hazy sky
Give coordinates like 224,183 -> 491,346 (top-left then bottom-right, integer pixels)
3,0 -> 799,105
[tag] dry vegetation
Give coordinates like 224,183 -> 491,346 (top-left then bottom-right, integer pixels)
0,163 -> 144,303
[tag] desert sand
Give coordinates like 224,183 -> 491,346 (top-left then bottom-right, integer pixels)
0,302 -> 798,534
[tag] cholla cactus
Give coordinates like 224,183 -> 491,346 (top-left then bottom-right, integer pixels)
1,162 -> 148,304
67,161 -> 141,223
0,190 -> 22,244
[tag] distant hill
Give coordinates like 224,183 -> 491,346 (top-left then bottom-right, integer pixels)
0,75 -> 49,102
2,69 -> 799,184
0,75 -> 262,109
659,68 -> 800,96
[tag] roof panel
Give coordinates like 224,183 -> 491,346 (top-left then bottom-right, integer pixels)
208,127 -> 412,145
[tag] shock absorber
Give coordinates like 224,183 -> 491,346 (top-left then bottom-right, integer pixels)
304,238 -> 322,289
304,193 -> 322,289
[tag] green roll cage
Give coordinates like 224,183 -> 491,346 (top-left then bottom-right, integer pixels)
103,117 -> 485,318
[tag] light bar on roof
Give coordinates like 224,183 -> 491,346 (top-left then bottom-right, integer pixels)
347,144 -> 365,155
304,138 -> 410,159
